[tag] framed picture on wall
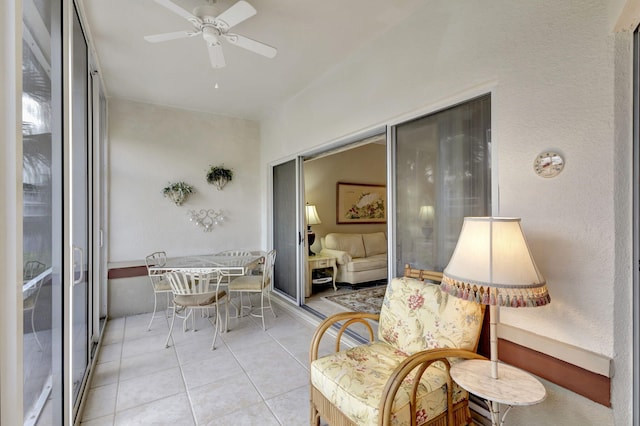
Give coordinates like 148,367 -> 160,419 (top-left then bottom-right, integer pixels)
336,182 -> 387,224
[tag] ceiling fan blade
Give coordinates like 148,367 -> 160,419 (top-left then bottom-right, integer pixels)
144,30 -> 197,43
207,43 -> 226,68
215,0 -> 256,30
224,33 -> 277,58
153,0 -> 199,23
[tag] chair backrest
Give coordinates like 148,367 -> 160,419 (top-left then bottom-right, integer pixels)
377,276 -> 484,356
24,260 -> 45,280
145,251 -> 167,270
261,249 -> 277,289
165,271 -> 217,296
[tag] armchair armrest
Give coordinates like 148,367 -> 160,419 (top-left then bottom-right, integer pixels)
319,248 -> 352,265
379,348 -> 487,426
309,311 -> 380,364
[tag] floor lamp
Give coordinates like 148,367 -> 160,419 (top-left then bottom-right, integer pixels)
441,217 -> 550,424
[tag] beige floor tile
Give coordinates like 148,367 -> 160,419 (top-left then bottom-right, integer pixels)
180,351 -> 244,390
101,321 -> 125,346
80,414 -> 114,425
121,331 -> 173,359
97,342 -> 122,364
82,383 -> 117,421
118,348 -> 178,381
189,375 -> 263,425
228,339 -> 291,371
91,359 -> 120,388
207,401 -> 280,426
245,356 -> 309,400
116,366 -> 185,412
266,384 -> 311,425
221,319 -> 272,351
114,393 -> 195,426
173,331 -> 230,364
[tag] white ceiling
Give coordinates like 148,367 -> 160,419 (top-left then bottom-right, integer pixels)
79,0 -> 426,120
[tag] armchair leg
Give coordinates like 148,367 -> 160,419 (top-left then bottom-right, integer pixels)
310,402 -> 320,426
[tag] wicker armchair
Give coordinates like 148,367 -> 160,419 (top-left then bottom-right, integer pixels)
309,266 -> 486,426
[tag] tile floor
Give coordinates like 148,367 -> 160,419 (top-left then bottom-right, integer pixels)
80,295 -> 339,425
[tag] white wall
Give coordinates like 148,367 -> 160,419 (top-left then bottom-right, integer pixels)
260,0 -> 635,424
108,99 -> 262,263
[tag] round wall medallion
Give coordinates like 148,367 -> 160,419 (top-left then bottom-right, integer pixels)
533,151 -> 564,178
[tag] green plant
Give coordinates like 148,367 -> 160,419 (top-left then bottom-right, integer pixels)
206,165 -> 233,190
162,181 -> 194,206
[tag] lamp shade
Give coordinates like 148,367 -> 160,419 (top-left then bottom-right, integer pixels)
305,204 -> 322,226
441,217 -> 550,307
419,205 -> 435,222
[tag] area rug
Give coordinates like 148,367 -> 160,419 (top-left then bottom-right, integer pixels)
323,286 -> 387,314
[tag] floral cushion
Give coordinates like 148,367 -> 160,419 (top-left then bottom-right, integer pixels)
310,342 -> 468,425
378,277 -> 483,355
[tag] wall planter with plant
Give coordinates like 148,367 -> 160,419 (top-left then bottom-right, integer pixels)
206,165 -> 233,190
162,181 -> 194,206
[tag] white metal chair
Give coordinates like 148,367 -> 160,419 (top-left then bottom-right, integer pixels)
227,249 -> 277,330
216,249 -> 257,316
145,251 -> 173,331
164,270 -> 228,350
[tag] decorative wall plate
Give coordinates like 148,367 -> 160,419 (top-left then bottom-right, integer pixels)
533,152 -> 564,178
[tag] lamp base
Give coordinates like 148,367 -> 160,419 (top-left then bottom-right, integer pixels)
308,230 -> 316,256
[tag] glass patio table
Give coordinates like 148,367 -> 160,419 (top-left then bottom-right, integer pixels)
148,253 -> 261,281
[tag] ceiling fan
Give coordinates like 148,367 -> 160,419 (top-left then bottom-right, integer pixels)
144,0 -> 277,69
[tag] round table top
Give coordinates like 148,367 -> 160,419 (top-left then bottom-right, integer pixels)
450,359 -> 546,406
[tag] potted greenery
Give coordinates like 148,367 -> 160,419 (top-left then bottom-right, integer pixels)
162,181 -> 194,206
206,165 -> 233,190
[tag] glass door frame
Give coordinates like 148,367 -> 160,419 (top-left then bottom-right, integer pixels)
633,23 -> 639,426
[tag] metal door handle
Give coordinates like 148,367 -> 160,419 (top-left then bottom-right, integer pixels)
73,246 -> 84,286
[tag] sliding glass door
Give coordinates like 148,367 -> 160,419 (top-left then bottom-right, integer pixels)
272,158 -> 303,302
394,95 -> 491,273
22,0 -> 63,423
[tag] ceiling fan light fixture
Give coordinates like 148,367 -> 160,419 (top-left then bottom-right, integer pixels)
202,26 -> 220,46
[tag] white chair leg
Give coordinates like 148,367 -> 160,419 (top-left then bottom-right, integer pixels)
165,307 -> 177,348
165,292 -> 173,317
260,292 -> 266,331
147,291 -> 159,331
224,297 -> 229,333
266,289 -> 276,319
209,299 -> 227,351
